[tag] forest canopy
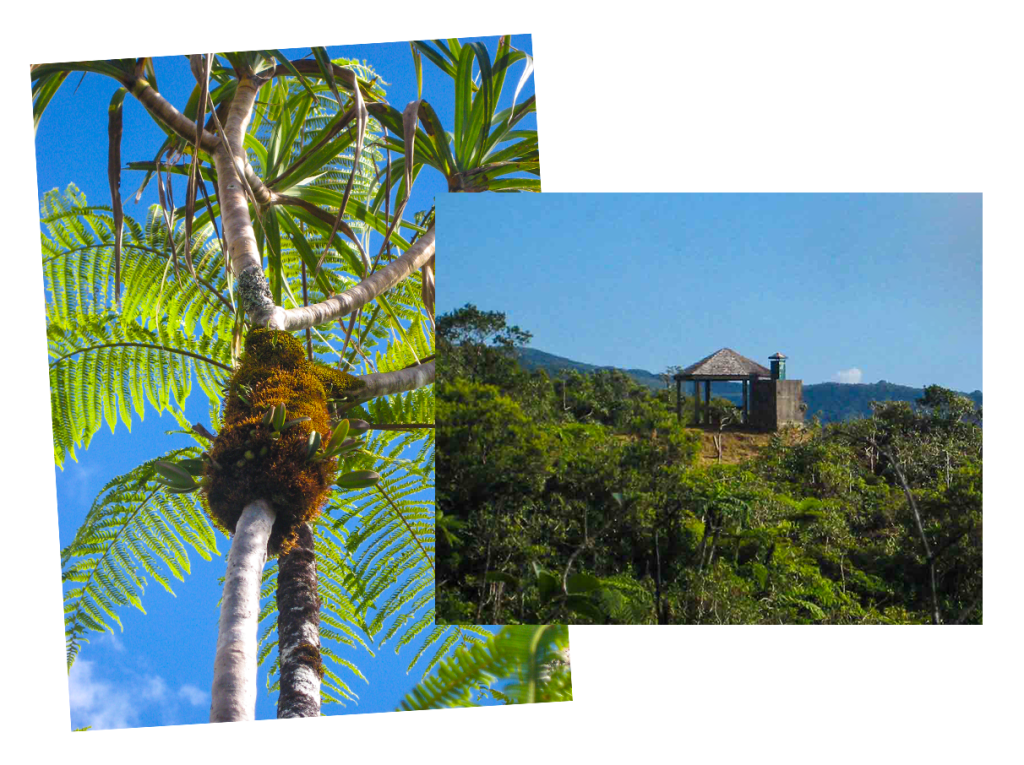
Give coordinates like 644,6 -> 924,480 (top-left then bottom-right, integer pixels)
437,305 -> 982,625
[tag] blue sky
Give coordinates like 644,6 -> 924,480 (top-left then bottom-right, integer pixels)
439,193 -> 982,393
36,35 -> 534,729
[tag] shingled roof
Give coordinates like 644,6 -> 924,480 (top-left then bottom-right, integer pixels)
675,348 -> 771,378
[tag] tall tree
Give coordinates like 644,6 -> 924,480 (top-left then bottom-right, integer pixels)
38,39 -> 553,722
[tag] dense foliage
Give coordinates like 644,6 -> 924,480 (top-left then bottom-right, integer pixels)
437,305 -> 983,625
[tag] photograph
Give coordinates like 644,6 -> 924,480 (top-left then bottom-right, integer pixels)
32,35 -> 568,729
437,192 -> 982,626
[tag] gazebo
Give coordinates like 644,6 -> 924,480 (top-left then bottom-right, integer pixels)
672,348 -> 770,425
673,348 -> 805,430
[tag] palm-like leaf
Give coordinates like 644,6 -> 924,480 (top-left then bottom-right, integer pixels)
375,36 -> 538,195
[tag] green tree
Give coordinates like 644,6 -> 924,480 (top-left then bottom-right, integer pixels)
438,303 -> 533,385
37,39 -> 560,723
437,304 -> 559,422
436,379 -> 553,622
832,386 -> 982,623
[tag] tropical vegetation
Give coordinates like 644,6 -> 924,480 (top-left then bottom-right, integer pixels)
437,305 -> 983,625
35,39 -> 568,724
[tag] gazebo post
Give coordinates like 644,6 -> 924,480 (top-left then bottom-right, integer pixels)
704,380 -> 711,421
693,380 -> 700,424
742,378 -> 749,424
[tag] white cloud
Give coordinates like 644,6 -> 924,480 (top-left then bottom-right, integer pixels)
68,662 -> 204,729
178,684 -> 209,707
68,660 -> 138,730
832,367 -> 863,384
141,675 -> 168,701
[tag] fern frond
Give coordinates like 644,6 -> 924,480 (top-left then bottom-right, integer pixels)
596,574 -> 657,624
62,447 -> 220,672
42,185 -> 233,468
397,625 -> 571,710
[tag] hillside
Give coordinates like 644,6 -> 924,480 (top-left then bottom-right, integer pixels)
614,423 -> 815,466
515,347 -> 982,424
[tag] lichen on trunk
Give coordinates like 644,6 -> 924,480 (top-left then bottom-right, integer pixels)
276,522 -> 323,718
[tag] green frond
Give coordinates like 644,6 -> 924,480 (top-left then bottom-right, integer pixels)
595,573 -> 657,624
397,625 -> 571,710
62,447 -> 220,672
42,186 -> 232,469
47,316 -> 230,468
336,466 -> 433,607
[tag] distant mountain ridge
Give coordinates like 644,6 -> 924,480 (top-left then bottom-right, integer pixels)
515,347 -> 982,424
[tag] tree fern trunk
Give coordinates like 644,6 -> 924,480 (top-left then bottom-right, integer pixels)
276,522 -> 322,718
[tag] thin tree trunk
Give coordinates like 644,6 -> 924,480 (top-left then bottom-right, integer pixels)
211,499 -> 276,722
199,78 -> 291,724
213,79 -> 260,276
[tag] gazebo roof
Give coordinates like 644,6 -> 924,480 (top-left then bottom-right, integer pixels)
674,348 -> 771,380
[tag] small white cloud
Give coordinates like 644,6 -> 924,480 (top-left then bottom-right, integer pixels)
98,633 -> 125,652
833,367 -> 863,384
67,463 -> 99,501
141,675 -> 168,701
178,684 -> 209,707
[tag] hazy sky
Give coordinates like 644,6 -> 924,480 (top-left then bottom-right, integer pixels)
36,35 -> 532,728
440,193 -> 982,392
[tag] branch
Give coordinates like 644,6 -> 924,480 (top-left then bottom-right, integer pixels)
130,78 -> 219,152
346,360 -> 434,404
189,72 -> 428,336
242,221 -> 436,329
